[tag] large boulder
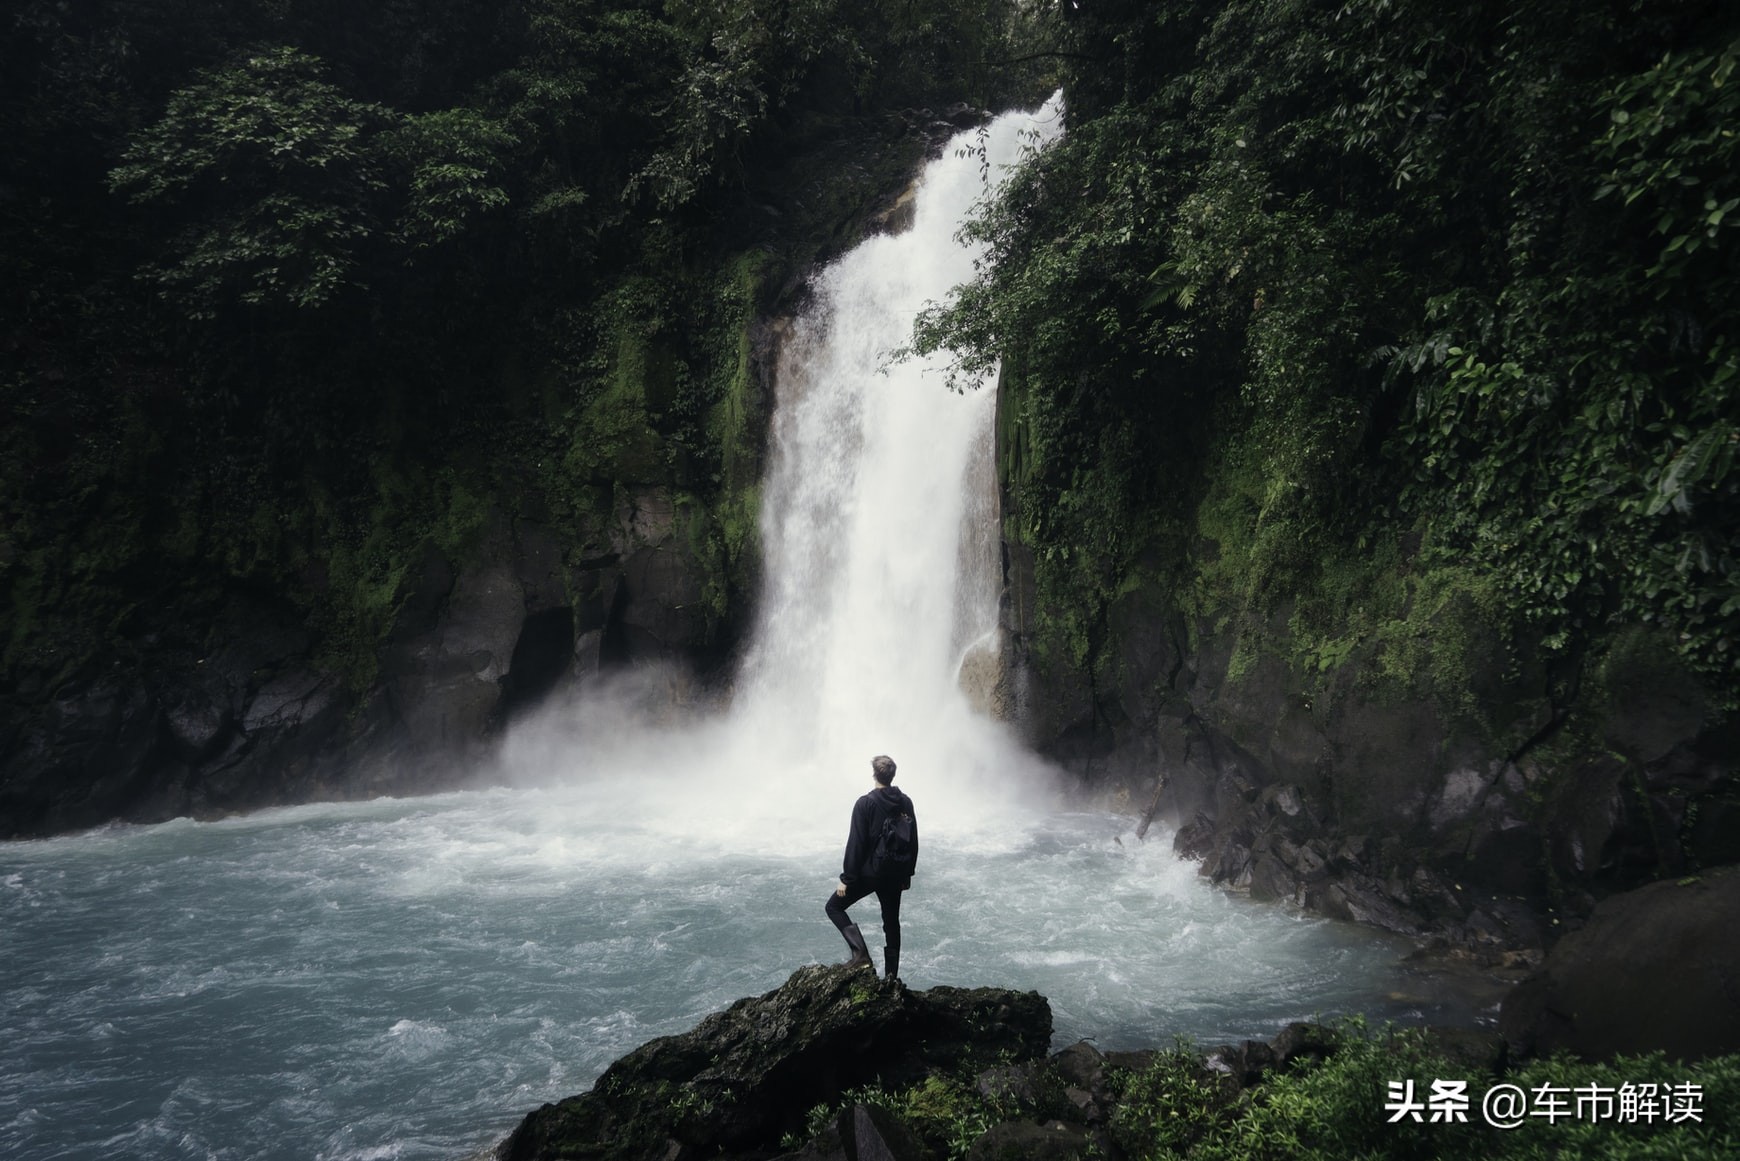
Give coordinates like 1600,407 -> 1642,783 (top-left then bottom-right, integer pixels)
1500,865 -> 1740,1061
498,965 -> 1052,1161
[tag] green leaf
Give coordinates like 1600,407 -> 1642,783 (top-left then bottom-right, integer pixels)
1648,422 -> 1734,515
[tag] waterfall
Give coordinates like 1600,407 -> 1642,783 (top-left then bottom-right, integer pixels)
499,100 -> 1067,844
730,97 -> 1063,808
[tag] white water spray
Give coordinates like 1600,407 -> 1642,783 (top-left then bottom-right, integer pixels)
731,100 -> 1064,810
500,101 -> 1067,846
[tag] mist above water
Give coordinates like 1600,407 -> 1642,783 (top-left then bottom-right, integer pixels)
0,101 -> 1479,1161
496,97 -> 1069,848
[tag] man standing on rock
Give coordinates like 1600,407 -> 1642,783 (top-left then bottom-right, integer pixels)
827,754 -> 917,980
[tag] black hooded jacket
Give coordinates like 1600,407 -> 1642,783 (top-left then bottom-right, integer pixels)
840,784 -> 918,889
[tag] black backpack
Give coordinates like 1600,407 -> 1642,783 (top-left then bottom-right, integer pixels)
866,807 -> 916,882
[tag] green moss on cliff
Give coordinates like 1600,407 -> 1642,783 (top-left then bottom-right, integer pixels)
929,1 -> 1738,809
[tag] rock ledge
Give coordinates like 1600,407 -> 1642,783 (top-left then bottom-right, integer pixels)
498,965 -> 1050,1161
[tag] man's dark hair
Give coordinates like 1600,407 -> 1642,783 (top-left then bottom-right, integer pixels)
871,755 -> 897,785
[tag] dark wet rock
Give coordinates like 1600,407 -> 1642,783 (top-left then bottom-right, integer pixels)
940,102 -> 986,129
1245,850 -> 1297,904
0,489 -> 740,837
1330,833 -> 1369,870
1688,794 -> 1740,867
1203,827 -> 1254,887
866,184 -> 919,237
1061,1086 -> 1098,1121
1271,1022 -> 1340,1069
1043,1041 -> 1169,1131
1457,785 -> 1549,899
513,521 -> 571,615
1276,835 -> 1330,881
499,965 -> 1051,1161
491,984 -> 1533,1161
1170,813 -> 1216,861
0,681 -> 159,834
618,544 -> 710,658
1541,755 -> 1628,882
963,1121 -> 1089,1161
1100,1049 -> 1157,1077
1305,876 -> 1423,935
976,1064 -> 1043,1106
1426,764 -> 1491,833
383,545 -> 526,751
242,669 -> 337,735
1500,865 -> 1740,1062
1203,1040 -> 1278,1090
162,683 -> 233,761
1048,1041 -> 1104,1090
1417,1026 -> 1507,1074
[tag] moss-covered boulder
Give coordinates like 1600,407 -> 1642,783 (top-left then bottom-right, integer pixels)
499,965 -> 1052,1161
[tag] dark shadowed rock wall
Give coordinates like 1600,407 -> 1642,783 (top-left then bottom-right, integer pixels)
1501,865 -> 1740,1062
0,477 -> 749,836
995,385 -> 1738,963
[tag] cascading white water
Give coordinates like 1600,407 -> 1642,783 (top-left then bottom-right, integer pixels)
0,101 -> 1481,1161
722,98 -> 1060,829
734,111 -> 1030,778
497,103 -> 1064,848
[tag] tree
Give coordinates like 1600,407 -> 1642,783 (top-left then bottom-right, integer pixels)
109,45 -> 394,316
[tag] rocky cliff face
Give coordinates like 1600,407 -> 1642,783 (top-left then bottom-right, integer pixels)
0,480 -> 748,837
997,457 -> 1739,961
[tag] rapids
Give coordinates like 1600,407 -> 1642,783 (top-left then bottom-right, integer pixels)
1,788 -> 1465,1161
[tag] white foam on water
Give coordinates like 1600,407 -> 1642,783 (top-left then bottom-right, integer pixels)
1,783 -> 1463,1161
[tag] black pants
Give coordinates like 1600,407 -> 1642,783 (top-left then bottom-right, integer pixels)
825,881 -> 902,950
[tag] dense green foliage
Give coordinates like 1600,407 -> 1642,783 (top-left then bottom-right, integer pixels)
785,1072 -> 1045,1159
912,0 -> 1739,709
1102,1028 -> 1739,1160
781,1024 -> 1739,1161
0,0 -> 1046,698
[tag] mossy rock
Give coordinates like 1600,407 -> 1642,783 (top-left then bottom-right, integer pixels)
500,966 -> 1052,1161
